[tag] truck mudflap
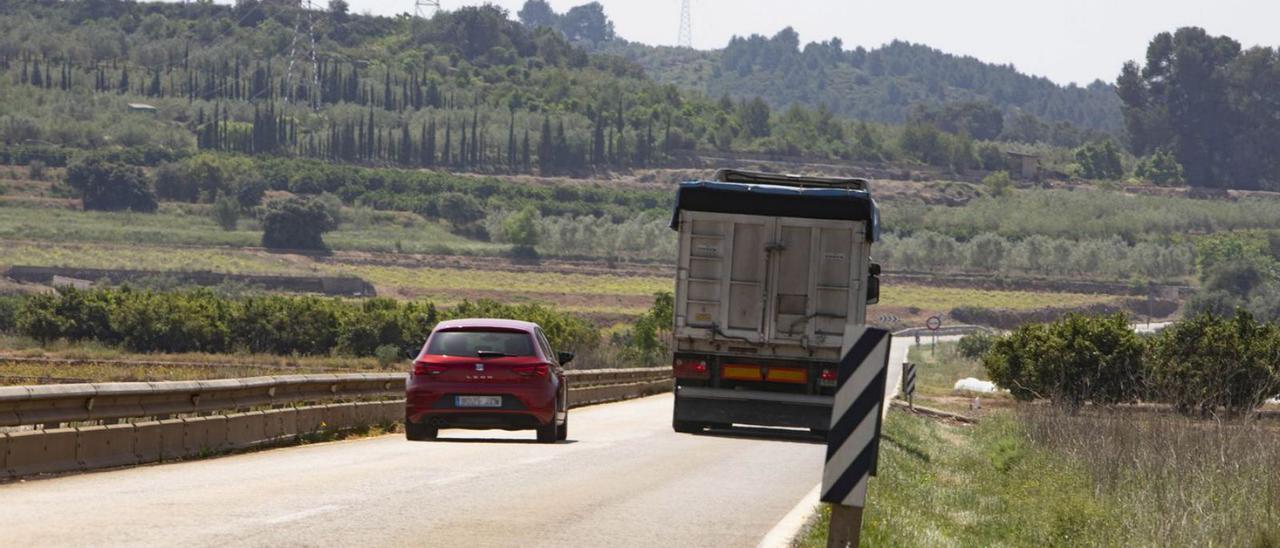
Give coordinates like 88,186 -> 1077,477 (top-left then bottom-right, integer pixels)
673,386 -> 834,430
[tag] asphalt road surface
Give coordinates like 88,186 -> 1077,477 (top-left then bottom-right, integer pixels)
0,393 -> 828,548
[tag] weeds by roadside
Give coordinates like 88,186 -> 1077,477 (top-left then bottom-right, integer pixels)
797,407 -> 1280,547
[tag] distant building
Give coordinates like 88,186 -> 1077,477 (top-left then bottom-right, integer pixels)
1005,151 -> 1041,180
127,103 -> 159,114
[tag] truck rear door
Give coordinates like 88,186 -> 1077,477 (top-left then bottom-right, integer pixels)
766,220 -> 862,346
679,214 -> 770,341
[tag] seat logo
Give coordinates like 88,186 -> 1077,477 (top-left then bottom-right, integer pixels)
475,364 -> 485,371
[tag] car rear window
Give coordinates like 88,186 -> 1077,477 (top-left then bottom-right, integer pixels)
427,330 -> 536,357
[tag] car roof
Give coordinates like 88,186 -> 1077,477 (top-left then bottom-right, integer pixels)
432,318 -> 540,333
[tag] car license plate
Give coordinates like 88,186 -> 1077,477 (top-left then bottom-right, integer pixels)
456,395 -> 502,408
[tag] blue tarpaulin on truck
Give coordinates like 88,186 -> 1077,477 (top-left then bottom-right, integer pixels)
669,180 -> 880,242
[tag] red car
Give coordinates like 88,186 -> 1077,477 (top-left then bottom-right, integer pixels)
405,319 -> 570,443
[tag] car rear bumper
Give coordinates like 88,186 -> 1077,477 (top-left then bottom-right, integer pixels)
406,381 -> 556,429
673,386 -> 833,430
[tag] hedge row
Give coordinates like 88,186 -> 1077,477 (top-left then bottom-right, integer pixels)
980,312 -> 1280,417
10,287 -> 598,357
0,144 -> 188,168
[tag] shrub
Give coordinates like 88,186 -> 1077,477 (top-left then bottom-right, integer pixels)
982,171 -> 1013,197
10,288 -> 594,358
27,160 -> 47,180
611,292 -> 673,365
261,196 -> 338,250
15,292 -> 79,344
983,313 -> 1146,408
0,295 -> 22,333
1134,149 -> 1185,186
1146,311 -> 1280,417
1074,140 -> 1124,180
153,161 -> 197,202
956,332 -> 995,360
212,194 -> 240,230
65,154 -> 158,212
374,344 -> 402,370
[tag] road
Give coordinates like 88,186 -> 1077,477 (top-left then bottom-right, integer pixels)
0,393 -> 827,548
0,331 -> 936,547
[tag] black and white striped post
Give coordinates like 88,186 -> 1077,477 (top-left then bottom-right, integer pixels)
902,362 -> 917,411
822,326 -> 892,548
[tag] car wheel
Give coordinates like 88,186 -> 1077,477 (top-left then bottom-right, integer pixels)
556,414 -> 568,441
537,395 -> 560,443
673,419 -> 702,434
536,421 -> 558,443
405,422 -> 438,442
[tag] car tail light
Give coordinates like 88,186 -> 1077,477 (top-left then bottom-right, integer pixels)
820,369 -> 837,387
673,358 -> 709,379
413,362 -> 448,376
514,364 -> 549,377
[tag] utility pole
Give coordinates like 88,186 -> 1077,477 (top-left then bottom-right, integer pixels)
415,0 -> 441,18
677,0 -> 693,48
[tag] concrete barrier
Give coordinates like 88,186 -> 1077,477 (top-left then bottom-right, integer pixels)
77,423 -> 139,470
0,368 -> 673,480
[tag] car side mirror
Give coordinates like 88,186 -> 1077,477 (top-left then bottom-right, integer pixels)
558,351 -> 575,365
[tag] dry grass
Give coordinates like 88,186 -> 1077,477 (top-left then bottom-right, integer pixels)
1019,407 -> 1280,547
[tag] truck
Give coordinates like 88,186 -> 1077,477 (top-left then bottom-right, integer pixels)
668,169 -> 880,435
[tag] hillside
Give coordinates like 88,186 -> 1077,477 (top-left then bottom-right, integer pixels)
520,1 -> 1123,136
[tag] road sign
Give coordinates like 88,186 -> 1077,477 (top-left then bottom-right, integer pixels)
823,326 -> 891,547
926,316 -> 942,331
822,326 -> 891,508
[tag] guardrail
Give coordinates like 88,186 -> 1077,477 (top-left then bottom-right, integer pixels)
0,368 -> 672,480
892,324 -> 995,338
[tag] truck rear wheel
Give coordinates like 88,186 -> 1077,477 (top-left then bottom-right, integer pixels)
673,419 -> 703,434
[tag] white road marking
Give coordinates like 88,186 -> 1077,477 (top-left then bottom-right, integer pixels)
428,473 -> 478,486
262,505 -> 341,525
757,483 -> 821,548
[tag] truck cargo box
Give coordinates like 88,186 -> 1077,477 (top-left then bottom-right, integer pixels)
670,172 -> 879,362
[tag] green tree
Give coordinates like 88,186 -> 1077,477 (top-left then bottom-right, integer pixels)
1134,149 -> 1185,186
503,205 -> 541,250
64,154 -> 158,212
738,97 -> 772,139
436,192 -> 485,229
212,193 -> 241,231
1115,28 -> 1278,188
261,196 -> 338,250
1075,140 -> 1124,180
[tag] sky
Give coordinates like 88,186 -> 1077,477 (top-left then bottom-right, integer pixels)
339,0 -> 1275,86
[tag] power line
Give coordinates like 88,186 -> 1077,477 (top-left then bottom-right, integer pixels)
677,0 -> 692,48
414,0 -> 441,18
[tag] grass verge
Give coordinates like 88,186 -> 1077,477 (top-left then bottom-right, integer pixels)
797,408 -> 1280,547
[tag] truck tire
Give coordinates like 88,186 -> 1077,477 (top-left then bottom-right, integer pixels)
673,419 -> 703,434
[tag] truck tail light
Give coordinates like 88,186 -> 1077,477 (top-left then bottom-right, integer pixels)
514,364 -> 549,377
674,358 -> 709,379
820,369 -> 837,387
